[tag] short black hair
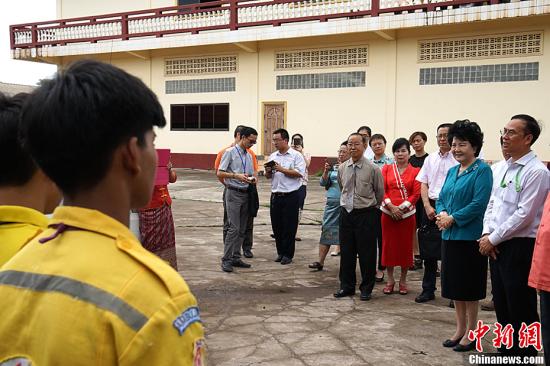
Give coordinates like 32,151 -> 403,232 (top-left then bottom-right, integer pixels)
369,133 -> 387,147
20,60 -> 166,196
273,128 -> 289,141
341,140 -> 349,146
241,126 -> 258,138
291,133 -> 304,148
392,138 -> 410,153
348,132 -> 366,144
357,126 -> 372,136
0,92 -> 37,186
437,123 -> 453,132
447,120 -> 484,157
511,114 -> 541,145
234,125 -> 245,138
409,131 -> 427,143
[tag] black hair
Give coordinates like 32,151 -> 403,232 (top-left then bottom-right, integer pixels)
273,128 -> 289,141
291,133 -> 304,148
369,133 -> 387,147
234,125 -> 245,138
511,114 -> 541,145
0,92 -> 37,186
20,59 -> 166,196
357,126 -> 372,137
341,140 -> 349,146
447,120 -> 484,157
409,131 -> 427,143
437,123 -> 453,132
392,138 -> 411,153
348,132 -> 366,145
241,126 -> 258,138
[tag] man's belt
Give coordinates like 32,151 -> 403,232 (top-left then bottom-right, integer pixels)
227,185 -> 248,193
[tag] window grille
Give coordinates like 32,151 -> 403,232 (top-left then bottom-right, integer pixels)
165,55 -> 238,76
275,46 -> 368,70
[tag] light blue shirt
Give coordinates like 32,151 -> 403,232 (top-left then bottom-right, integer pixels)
268,148 -> 306,193
371,154 -> 394,168
320,169 -> 341,200
436,159 -> 493,241
219,145 -> 254,189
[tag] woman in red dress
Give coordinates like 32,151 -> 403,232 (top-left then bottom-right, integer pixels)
380,138 -> 421,295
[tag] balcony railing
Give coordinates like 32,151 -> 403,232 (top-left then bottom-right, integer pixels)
10,0 -> 501,50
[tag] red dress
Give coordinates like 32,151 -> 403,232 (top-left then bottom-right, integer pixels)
380,164 -> 421,267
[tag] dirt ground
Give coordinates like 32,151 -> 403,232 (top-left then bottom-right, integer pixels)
170,169 -> 499,366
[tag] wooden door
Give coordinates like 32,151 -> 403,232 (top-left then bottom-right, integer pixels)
262,102 -> 285,156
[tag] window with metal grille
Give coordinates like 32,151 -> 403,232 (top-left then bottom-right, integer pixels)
165,56 -> 238,76
170,104 -> 229,130
275,46 -> 368,70
418,32 -> 543,63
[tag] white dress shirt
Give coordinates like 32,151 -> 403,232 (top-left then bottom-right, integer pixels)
363,145 -> 374,160
416,150 -> 458,200
483,151 -> 550,245
268,148 -> 306,193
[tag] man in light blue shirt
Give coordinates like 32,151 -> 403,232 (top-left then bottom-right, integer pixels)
265,128 -> 306,265
217,127 -> 258,273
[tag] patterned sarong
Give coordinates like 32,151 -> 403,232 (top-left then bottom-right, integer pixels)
138,202 -> 178,270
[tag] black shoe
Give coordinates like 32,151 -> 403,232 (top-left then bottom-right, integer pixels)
415,292 -> 435,303
280,257 -> 292,265
412,258 -> 423,270
275,255 -> 283,262
270,234 -> 276,239
453,341 -> 476,352
360,291 -> 372,301
232,259 -> 251,268
243,250 -> 253,258
308,262 -> 323,271
221,262 -> 233,272
449,300 -> 455,308
334,289 -> 355,298
295,237 -> 302,241
442,337 -> 463,348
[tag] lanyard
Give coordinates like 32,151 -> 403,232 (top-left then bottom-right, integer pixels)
500,164 -> 524,192
235,146 -> 247,174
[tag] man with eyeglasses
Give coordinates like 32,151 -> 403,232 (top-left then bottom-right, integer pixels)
414,123 -> 458,303
217,126 -> 259,273
480,114 -> 549,357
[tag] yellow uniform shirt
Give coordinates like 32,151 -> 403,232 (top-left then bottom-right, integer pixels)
0,206 -> 205,366
0,205 -> 48,267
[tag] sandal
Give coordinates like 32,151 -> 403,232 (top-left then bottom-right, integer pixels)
383,282 -> 395,295
330,251 -> 340,256
308,262 -> 323,271
399,282 -> 408,295
375,271 -> 385,282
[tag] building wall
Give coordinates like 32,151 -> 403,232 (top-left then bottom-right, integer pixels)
56,15 -> 550,170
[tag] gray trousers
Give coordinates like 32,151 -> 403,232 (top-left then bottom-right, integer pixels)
222,188 -> 250,263
223,187 -> 254,254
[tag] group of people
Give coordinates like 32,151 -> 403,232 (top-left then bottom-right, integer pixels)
1,58 -> 549,365
215,116 -> 550,363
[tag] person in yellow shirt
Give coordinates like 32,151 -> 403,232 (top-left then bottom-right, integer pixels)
0,92 -> 61,267
0,60 -> 205,366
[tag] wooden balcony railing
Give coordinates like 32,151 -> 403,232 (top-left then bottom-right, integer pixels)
10,0 -> 501,50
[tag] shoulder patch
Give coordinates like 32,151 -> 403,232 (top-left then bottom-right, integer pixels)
0,357 -> 32,366
173,306 -> 201,336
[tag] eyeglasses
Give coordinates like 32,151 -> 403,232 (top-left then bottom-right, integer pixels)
500,128 -> 522,138
348,142 -> 363,147
436,134 -> 448,139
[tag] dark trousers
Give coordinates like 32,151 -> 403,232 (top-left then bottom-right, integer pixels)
339,207 -> 378,294
223,187 -> 254,254
420,199 -> 440,295
490,237 -> 539,357
270,190 -> 300,259
374,210 -> 385,271
541,290 -> 550,366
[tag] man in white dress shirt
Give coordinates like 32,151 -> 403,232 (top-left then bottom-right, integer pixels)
265,128 -> 306,265
480,114 -> 550,357
357,126 -> 375,160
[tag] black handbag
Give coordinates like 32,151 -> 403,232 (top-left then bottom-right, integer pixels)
418,222 -> 442,260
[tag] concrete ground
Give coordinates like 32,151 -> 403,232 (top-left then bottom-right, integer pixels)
170,170 -> 497,366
